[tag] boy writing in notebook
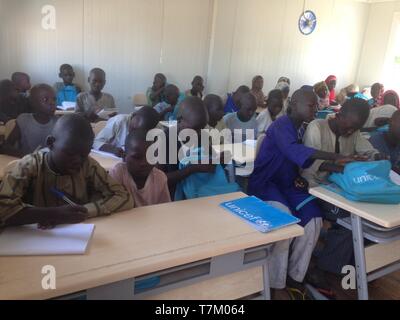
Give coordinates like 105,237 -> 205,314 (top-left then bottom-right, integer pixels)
76,68 -> 116,122
55,64 -> 81,107
1,84 -> 58,157
110,129 -> 171,208
93,106 -> 160,157
0,114 -> 133,227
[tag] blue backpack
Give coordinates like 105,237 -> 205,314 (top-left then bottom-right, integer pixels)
175,147 -> 240,200
327,160 -> 400,204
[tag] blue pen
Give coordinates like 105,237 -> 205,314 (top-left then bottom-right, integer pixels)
50,187 -> 79,207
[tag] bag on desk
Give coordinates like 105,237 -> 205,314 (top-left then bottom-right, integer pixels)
327,160 -> 400,204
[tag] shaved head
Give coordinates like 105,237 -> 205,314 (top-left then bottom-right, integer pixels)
179,96 -> 208,132
52,114 -> 94,146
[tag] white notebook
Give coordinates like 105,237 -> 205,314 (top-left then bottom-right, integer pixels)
0,224 -> 95,256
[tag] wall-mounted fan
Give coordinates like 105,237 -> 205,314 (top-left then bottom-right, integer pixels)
298,2 -> 317,36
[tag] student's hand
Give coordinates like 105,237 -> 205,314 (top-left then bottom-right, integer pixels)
374,153 -> 389,161
190,163 -> 216,174
42,205 -> 89,226
108,112 -> 118,119
100,144 -> 125,158
294,177 -> 309,190
374,117 -> 390,127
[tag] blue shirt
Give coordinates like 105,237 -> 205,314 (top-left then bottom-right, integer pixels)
224,93 -> 239,114
248,116 -> 320,226
57,85 -> 78,106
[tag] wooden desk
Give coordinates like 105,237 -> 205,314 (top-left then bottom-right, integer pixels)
0,155 -> 19,180
89,151 -> 121,172
310,187 -> 400,300
55,110 -> 75,116
0,192 -> 303,300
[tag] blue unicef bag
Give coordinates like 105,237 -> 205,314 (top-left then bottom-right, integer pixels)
175,147 -> 240,200
327,160 -> 400,204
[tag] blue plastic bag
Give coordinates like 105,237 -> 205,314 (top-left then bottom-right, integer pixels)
327,160 -> 400,204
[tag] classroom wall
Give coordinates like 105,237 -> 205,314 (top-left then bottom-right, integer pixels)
356,0 -> 400,90
0,0 -> 370,113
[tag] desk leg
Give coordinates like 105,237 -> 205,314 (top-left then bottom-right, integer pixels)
351,214 -> 368,300
262,262 -> 271,300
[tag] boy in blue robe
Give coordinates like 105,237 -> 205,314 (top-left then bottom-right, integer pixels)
248,88 -> 353,296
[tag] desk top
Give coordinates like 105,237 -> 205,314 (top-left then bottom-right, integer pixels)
0,151 -> 119,180
0,192 -> 303,300
89,151 -> 121,171
310,187 -> 400,228
214,143 -> 256,164
0,155 -> 19,180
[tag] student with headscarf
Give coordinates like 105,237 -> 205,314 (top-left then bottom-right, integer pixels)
325,75 -> 337,105
313,81 -> 330,110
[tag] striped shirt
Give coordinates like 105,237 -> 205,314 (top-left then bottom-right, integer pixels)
0,151 -> 134,226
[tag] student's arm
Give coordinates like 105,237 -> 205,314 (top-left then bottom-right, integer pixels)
84,158 -> 134,217
109,95 -> 116,110
158,105 -> 174,120
0,155 -> 88,227
166,164 -> 216,189
0,123 -> 23,157
374,117 -> 390,127
92,117 -> 123,157
5,206 -> 88,227
75,94 -> 84,113
355,132 -> 380,160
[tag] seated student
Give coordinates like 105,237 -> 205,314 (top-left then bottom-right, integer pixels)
204,94 -> 230,145
154,84 -> 180,121
364,90 -> 400,129
0,114 -> 133,227
204,94 -> 226,131
369,82 -> 384,108
76,68 -> 116,122
250,75 -> 266,109
370,110 -> 400,173
185,76 -> 204,99
248,88 -> 353,295
224,85 -> 250,114
313,81 -> 330,110
93,106 -> 160,157
11,72 -> 31,98
161,96 -> 222,196
382,90 -> 400,109
1,84 -> 58,157
276,80 -> 291,115
147,73 -> 167,107
54,64 -> 81,107
257,89 -> 283,136
302,98 -> 380,188
224,92 -> 258,143
0,79 -> 28,123
110,129 -> 171,208
325,75 -> 337,106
